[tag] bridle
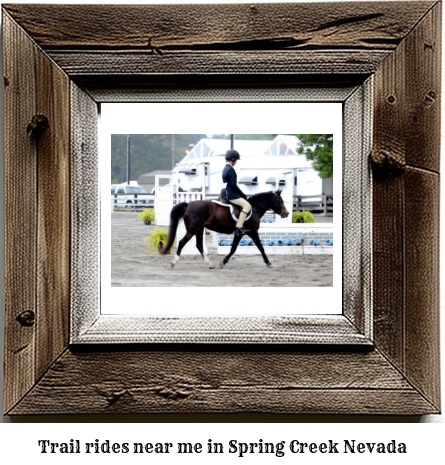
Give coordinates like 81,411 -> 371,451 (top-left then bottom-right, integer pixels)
272,192 -> 288,218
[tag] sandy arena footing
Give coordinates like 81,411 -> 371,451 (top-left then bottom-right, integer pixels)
111,212 -> 333,287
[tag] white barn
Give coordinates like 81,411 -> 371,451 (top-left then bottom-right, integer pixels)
174,135 -> 332,197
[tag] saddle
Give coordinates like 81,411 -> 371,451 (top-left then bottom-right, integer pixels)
213,195 -> 253,223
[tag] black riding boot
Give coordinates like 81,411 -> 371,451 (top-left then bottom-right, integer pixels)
235,227 -> 250,237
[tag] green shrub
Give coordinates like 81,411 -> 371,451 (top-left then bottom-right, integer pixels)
144,227 -> 169,254
111,177 -> 119,184
292,210 -> 315,223
137,208 -> 155,224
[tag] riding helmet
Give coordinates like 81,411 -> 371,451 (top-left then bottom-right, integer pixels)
225,149 -> 241,161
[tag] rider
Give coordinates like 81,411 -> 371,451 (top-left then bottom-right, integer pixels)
221,149 -> 252,237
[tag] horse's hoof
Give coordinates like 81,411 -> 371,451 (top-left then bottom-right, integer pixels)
219,262 -> 225,269
170,263 -> 175,269
208,264 -> 215,269
266,262 -> 272,267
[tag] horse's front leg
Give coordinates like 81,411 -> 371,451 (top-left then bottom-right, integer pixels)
219,234 -> 243,269
249,230 -> 272,267
196,228 -> 214,269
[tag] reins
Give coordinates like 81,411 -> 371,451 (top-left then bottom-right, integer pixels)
248,191 -> 283,216
273,192 -> 287,217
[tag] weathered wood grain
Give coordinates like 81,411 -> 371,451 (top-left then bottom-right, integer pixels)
404,168 -> 440,408
3,2 -> 433,80
3,12 -> 37,414
404,2 -> 441,172
371,16 -> 411,369
342,82 -> 372,336
34,39 -> 71,382
77,75 -> 365,103
371,3 -> 441,412
47,50 -> 391,77
8,349 -> 438,415
372,39 -> 406,367
2,3 -> 435,50
371,2 -> 441,172
70,83 -> 99,338
3,11 -> 71,413
74,315 -> 370,345
372,174 -> 405,367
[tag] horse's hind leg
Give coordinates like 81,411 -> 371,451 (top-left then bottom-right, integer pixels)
171,231 -> 194,268
219,234 -> 242,269
196,228 -> 214,269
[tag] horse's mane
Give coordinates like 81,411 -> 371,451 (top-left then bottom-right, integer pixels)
247,191 -> 275,207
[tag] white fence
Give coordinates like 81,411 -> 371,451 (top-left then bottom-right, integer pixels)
111,194 -> 154,211
294,195 -> 333,216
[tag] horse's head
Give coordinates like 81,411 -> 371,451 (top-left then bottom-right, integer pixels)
271,189 -> 289,218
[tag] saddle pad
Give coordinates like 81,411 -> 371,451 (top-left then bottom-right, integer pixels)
212,200 -> 253,222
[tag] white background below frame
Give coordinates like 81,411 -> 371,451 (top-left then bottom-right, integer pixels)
100,102 -> 342,316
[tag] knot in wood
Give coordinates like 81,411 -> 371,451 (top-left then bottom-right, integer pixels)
16,310 -> 35,327
27,115 -> 49,141
96,385 -> 130,405
424,90 -> 436,105
154,386 -> 191,400
370,148 -> 405,177
105,390 -> 128,405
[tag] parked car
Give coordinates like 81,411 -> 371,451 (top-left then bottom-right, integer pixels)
112,184 -> 154,208
112,181 -> 138,194
116,185 -> 148,195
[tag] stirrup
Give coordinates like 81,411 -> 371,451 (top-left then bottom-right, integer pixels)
235,227 -> 250,237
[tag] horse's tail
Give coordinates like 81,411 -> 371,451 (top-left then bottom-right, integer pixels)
159,202 -> 188,255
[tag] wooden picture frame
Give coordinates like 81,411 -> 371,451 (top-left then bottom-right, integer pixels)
74,87 -> 369,346
3,2 -> 441,415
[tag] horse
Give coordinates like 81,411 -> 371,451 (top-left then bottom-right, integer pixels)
159,190 -> 289,269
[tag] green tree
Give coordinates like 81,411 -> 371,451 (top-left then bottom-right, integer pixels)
296,134 -> 333,178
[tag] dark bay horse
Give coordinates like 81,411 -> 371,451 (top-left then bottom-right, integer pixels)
159,190 -> 289,269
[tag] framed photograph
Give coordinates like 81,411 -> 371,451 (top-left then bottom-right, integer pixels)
100,102 -> 348,339
3,2 -> 440,415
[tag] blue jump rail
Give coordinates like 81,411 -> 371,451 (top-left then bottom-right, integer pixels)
218,239 -> 233,246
